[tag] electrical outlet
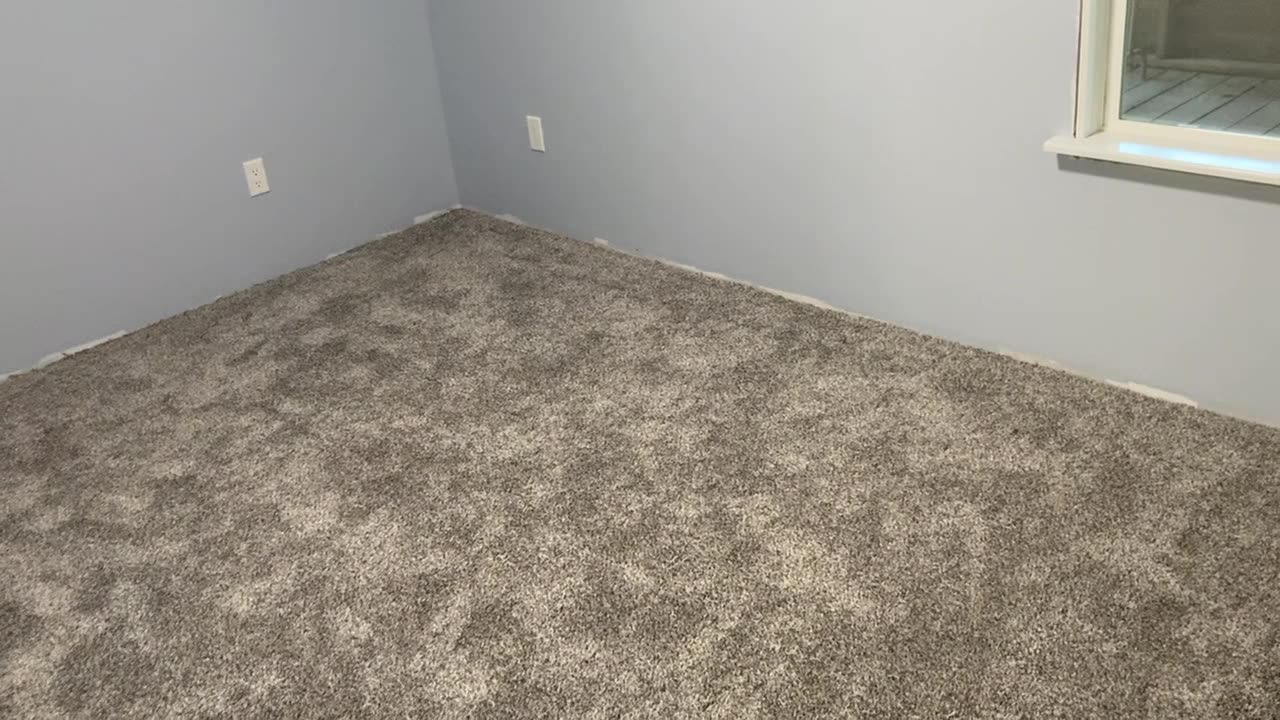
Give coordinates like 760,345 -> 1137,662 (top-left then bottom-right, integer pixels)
526,116 -> 546,152
243,157 -> 270,197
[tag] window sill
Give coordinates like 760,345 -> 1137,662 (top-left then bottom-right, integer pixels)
1044,131 -> 1280,187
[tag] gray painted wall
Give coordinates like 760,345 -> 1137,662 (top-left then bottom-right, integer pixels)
1,1 -> 457,375
428,1 -> 1280,426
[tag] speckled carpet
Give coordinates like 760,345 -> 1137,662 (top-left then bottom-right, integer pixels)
3,210 -> 1280,718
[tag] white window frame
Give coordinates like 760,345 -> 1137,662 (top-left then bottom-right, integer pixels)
1045,0 -> 1280,186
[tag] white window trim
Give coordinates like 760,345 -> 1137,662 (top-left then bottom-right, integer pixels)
1045,0 -> 1280,186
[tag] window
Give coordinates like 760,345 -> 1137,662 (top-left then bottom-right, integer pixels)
1046,0 -> 1280,186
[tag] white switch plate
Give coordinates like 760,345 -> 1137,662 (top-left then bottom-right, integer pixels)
526,116 -> 546,152
243,157 -> 270,197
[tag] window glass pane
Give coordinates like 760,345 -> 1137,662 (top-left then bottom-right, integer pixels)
1121,0 -> 1280,137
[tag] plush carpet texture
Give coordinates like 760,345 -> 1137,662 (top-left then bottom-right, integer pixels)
3,210 -> 1280,718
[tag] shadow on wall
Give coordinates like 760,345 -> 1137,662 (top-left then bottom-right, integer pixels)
1057,156 -> 1280,205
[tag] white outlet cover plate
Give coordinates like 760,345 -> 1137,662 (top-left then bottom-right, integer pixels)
243,157 -> 270,197
526,116 -> 546,152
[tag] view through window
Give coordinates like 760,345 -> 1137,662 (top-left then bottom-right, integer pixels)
1121,0 -> 1280,137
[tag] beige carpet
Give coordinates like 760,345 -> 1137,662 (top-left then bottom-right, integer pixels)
2,210 -> 1279,718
